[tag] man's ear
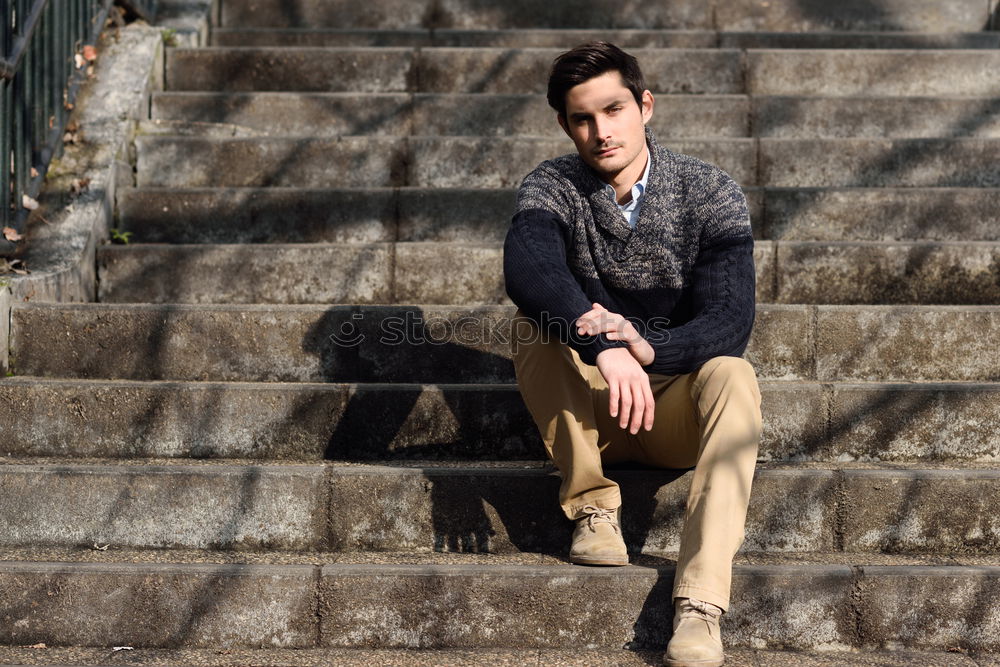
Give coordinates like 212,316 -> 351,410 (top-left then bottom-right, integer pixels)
557,113 -> 570,137
641,90 -> 655,125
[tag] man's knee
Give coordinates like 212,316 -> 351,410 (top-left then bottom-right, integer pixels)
694,356 -> 762,411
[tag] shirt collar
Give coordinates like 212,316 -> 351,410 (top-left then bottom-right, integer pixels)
603,146 -> 651,207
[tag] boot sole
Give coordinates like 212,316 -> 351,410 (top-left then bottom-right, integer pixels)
663,657 -> 724,667
569,554 -> 629,566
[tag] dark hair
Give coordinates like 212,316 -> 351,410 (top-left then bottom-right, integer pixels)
546,41 -> 646,118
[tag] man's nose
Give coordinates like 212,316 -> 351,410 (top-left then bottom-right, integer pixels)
592,117 -> 612,143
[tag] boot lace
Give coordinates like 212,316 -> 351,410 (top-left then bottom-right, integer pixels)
677,598 -> 723,623
580,505 -> 620,534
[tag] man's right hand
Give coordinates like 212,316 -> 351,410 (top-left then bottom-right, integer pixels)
595,347 -> 655,434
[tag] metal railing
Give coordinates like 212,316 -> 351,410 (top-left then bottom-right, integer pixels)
1,0 -> 157,247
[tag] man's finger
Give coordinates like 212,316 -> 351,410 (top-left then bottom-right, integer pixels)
608,382 -> 620,419
628,379 -> 645,434
642,380 -> 655,431
618,383 -> 632,430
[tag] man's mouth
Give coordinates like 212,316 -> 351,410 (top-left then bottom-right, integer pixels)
594,145 -> 621,157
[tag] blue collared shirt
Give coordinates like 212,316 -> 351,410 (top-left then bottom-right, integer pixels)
603,150 -> 651,229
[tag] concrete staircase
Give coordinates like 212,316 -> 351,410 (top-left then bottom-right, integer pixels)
2,0 -> 1000,662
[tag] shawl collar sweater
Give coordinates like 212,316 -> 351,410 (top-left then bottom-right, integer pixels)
503,127 -> 756,376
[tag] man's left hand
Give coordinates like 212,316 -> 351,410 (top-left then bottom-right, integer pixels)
576,303 -> 655,366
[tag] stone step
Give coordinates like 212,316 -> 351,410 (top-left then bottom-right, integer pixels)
117,187 -> 1000,244
210,28 -> 1000,50
9,304 -> 999,383
95,241 -> 1000,306
216,0 -> 993,32
0,458 -> 998,555
0,549 -> 997,650
150,92 -> 1000,139
3,378 -> 997,462
0,646 -> 985,667
165,48 -> 1000,96
165,48 -> 744,94
133,136 -> 1000,188
149,92 -> 751,138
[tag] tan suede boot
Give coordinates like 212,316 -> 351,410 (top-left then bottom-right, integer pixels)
663,597 -> 724,667
569,505 -> 628,566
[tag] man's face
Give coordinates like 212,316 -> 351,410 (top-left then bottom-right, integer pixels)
558,70 -> 654,183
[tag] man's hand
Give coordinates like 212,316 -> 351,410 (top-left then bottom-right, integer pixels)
576,303 -> 655,366
595,347 -> 655,434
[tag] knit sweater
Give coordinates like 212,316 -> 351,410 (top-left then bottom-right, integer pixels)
503,127 -> 755,376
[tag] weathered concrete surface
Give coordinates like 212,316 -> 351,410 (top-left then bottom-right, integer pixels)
151,92 -> 749,138
118,187 -> 398,244
12,304 -> 1000,383
841,470 -> 1000,554
0,379 -> 827,463
319,563 -> 854,649
748,51 -> 1000,96
166,47 -> 415,92
827,384 -> 1000,462
392,243 -> 509,305
98,243 -> 393,304
774,242 -> 1000,304
6,24 -> 162,304
814,306 -> 1000,382
0,378 -> 352,459
763,188 -> 1000,241
211,28 -> 1000,50
117,186 -> 762,244
754,97 -> 1000,138
716,0 -> 991,32
858,567 -> 1000,651
721,31 -> 1000,49
397,188 -> 516,242
211,28 -> 438,47
134,136 -> 407,187
217,0 -> 989,31
153,92 -> 416,136
326,466 -> 839,554
415,48 -> 743,94
0,561 -> 316,647
407,137 -> 756,188
759,139 -> 1000,188
0,463 -> 327,550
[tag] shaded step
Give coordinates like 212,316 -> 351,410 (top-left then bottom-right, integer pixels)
165,47 -> 417,92
150,92 -> 751,138
759,138 -> 1000,187
117,187 -> 1000,244
217,0 -> 991,32
754,97 -> 1000,138
166,48 -> 744,94
9,304 -> 1000,382
211,28 -> 720,48
747,50 -> 1000,96
210,28 -> 1000,49
134,136 -> 1000,188
116,187 -> 519,244
96,241 -> 1000,306
0,553 -> 997,649
94,243 -> 763,305
1,459 -> 999,555
6,378 -> 997,462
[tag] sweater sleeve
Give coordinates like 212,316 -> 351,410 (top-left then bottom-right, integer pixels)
503,166 -> 628,365
643,173 -> 756,376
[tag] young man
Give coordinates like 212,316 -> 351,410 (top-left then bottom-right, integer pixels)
503,42 -> 763,667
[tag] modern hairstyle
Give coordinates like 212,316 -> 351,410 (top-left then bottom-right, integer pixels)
546,41 -> 647,118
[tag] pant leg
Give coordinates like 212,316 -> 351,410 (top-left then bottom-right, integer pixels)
634,356 -> 763,612
510,310 -> 633,519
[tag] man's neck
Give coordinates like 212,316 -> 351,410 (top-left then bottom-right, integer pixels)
604,144 -> 650,204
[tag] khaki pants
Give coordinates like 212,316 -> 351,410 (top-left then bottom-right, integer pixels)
511,311 -> 762,611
